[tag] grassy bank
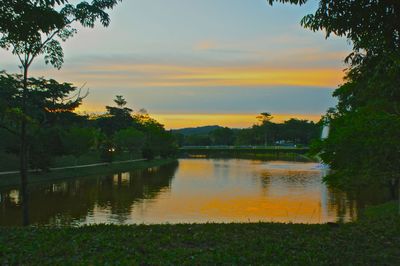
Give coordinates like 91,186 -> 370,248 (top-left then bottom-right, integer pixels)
0,202 -> 398,265
0,151 -> 141,172
0,159 -> 177,187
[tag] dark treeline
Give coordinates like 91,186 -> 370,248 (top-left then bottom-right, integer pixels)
282,0 -> 400,192
0,73 -> 177,171
0,0 -> 124,225
173,113 -> 320,147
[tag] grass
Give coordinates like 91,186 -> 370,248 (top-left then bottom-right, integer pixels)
0,202 -> 399,265
362,200 -> 400,219
0,151 -> 141,172
0,159 -> 177,187
53,151 -> 141,168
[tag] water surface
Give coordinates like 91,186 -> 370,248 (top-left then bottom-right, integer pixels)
0,159 -> 385,226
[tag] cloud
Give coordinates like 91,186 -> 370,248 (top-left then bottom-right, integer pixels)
75,85 -> 336,125
194,41 -> 217,51
32,60 -> 344,89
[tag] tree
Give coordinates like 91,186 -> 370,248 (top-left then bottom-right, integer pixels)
210,127 -> 235,146
267,0 -> 399,56
62,127 -> 96,165
184,134 -> 212,146
97,95 -> 136,135
0,72 -> 86,124
29,126 -> 64,171
268,0 -> 400,190
281,119 -> 319,145
114,127 -> 145,159
257,112 -> 273,124
257,112 -> 273,146
0,0 -> 121,225
317,109 -> 400,193
234,128 -> 256,146
0,72 -> 87,170
136,112 -> 177,159
113,95 -> 127,107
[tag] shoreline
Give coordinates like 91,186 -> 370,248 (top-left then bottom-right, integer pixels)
0,158 -> 177,187
0,159 -> 147,176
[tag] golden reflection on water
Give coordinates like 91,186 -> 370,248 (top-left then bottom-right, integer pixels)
121,160 -> 354,224
0,159 -> 384,226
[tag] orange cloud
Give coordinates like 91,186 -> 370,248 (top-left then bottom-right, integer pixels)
38,62 -> 344,89
166,67 -> 342,87
194,41 -> 217,51
86,64 -> 342,88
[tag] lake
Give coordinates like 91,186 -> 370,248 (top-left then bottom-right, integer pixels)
0,158 -> 386,226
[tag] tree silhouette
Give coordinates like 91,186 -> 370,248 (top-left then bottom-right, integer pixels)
0,0 -> 122,226
114,95 -> 128,108
268,0 -> 400,189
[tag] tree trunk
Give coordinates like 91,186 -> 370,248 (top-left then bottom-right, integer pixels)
389,177 -> 399,200
20,65 -> 29,226
398,177 -> 400,215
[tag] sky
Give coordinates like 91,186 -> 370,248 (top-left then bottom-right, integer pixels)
0,0 -> 351,129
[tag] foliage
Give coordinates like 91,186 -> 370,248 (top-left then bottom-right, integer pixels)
234,128 -> 256,146
256,112 -> 273,124
361,201 -> 399,220
0,72 -> 86,124
61,127 -> 96,162
312,5 -> 400,188
172,126 -> 222,136
268,0 -> 400,57
0,74 -> 176,170
299,1 -> 400,57
268,0 -> 400,188
97,96 -> 136,136
317,108 -> 400,188
0,73 -> 87,170
280,118 -> 320,145
29,127 -> 65,171
0,1 -> 122,224
137,113 -> 177,159
0,0 -> 122,70
183,134 -> 213,146
0,202 -> 398,265
209,127 -> 235,146
175,114 -> 320,147
99,138 -> 115,163
95,99 -> 177,160
113,127 -> 145,157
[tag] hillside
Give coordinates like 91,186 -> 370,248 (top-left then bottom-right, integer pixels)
171,125 -> 223,136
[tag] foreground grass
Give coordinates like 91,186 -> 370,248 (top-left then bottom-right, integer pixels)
0,202 -> 399,265
0,159 -> 177,187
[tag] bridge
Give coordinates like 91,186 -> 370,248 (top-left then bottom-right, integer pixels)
179,146 -> 310,158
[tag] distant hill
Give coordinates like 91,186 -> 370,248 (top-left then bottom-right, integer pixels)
171,125 -> 223,136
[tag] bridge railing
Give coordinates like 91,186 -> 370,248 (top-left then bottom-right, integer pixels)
180,145 -> 308,150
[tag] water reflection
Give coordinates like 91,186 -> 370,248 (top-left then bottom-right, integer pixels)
0,159 -> 391,226
0,162 -> 178,226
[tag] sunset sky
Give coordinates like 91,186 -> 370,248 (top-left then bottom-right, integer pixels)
0,0 -> 351,129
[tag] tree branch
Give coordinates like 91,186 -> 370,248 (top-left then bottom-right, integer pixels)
28,18 -> 78,67
28,30 -> 59,67
0,122 -> 19,136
